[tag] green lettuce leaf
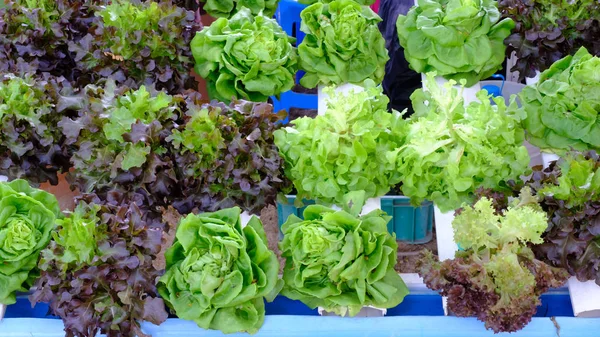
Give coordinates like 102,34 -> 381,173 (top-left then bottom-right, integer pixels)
397,0 -> 514,86
279,205 -> 409,316
0,179 -> 60,305
200,0 -> 279,18
391,73 -> 530,212
158,207 -> 282,334
518,47 -> 600,153
297,0 -> 389,88
191,8 -> 297,102
274,81 -> 406,214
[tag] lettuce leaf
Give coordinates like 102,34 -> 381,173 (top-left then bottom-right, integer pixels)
391,73 -> 530,212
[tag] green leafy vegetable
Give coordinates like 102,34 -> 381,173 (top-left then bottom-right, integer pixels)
396,0 -> 515,86
0,179 -> 60,305
299,0 -> 375,4
158,207 -> 282,334
170,93 -> 291,216
523,151 -> 600,285
31,196 -> 167,337
417,188 -> 569,333
390,73 -> 530,212
199,0 -> 279,18
274,82 -> 406,214
191,8 -> 297,102
62,81 -> 182,213
280,205 -> 409,316
71,0 -> 198,94
297,0 -> 388,88
518,47 -> 600,154
499,0 -> 600,81
0,73 -> 78,185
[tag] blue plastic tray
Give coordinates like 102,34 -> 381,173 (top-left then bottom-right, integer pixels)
3,291 -> 591,337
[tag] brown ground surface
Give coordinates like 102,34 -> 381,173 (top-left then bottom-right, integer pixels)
260,205 -> 438,274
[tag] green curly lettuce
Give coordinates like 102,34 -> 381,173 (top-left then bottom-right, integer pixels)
519,47 -> 600,154
274,81 -> 406,214
191,8 -> 297,102
390,73 -> 530,212
158,207 -> 282,334
417,188 -> 569,333
280,205 -> 409,316
199,0 -> 279,18
297,0 -> 389,88
0,179 -> 60,305
396,0 -> 515,86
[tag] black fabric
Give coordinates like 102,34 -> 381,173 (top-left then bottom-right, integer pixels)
378,0 -> 421,116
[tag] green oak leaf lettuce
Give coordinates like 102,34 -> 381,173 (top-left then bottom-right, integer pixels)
279,205 -> 408,316
199,0 -> 279,18
297,0 -> 389,88
390,73 -> 530,212
397,0 -> 515,86
417,188 -> 569,333
191,8 -> 297,102
274,82 -> 406,214
61,81 -> 182,213
0,179 -> 60,305
170,93 -> 291,216
158,207 -> 282,334
518,47 -> 600,154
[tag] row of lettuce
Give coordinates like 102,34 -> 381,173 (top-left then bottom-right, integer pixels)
1,0 -> 600,337
1,61 -> 600,336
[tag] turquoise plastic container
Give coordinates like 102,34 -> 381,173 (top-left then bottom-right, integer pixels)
277,195 -> 434,244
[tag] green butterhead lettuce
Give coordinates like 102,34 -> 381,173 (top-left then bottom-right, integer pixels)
390,73 -> 530,212
200,0 -> 279,18
280,205 -> 409,316
297,0 -> 389,88
191,8 -> 297,102
299,0 -> 375,4
274,81 -> 406,214
397,0 -> 515,86
519,47 -> 600,154
158,207 -> 282,334
0,179 -> 60,305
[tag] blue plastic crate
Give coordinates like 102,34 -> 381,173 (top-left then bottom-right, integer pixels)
277,195 -> 434,244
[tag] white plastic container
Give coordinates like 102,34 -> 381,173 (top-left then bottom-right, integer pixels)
360,197 -> 381,216
317,83 -> 365,115
0,304 -> 5,321
541,152 -> 560,169
525,70 -> 541,85
240,211 -> 255,228
433,205 -> 458,316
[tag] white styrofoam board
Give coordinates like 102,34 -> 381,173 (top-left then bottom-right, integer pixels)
568,278 -> 600,317
0,304 -> 5,321
0,175 -> 7,182
506,52 -> 521,83
317,83 -> 365,115
420,74 -> 482,105
318,305 -> 386,317
433,206 -> 458,316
